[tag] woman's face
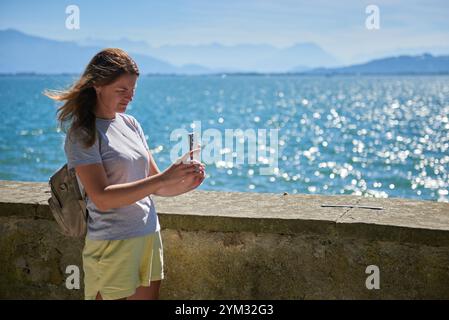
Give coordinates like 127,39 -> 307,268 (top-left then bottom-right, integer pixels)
95,73 -> 138,114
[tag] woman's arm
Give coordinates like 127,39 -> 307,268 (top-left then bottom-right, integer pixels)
155,173 -> 205,197
75,159 -> 199,211
148,150 -> 161,176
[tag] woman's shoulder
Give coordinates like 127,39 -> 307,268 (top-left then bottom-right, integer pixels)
118,112 -> 136,121
118,113 -> 140,130
65,126 -> 89,143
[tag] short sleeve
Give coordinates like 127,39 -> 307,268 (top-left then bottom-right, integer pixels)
64,129 -> 102,169
130,116 -> 150,151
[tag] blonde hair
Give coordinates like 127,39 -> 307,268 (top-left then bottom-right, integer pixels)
45,48 -> 139,147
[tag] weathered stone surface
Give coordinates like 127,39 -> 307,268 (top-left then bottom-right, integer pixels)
161,229 -> 449,299
0,216 -> 84,299
336,197 -> 449,246
0,180 -> 448,299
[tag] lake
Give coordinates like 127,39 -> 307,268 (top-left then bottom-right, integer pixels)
0,74 -> 448,202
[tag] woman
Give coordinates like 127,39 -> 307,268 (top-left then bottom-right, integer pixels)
45,48 -> 205,300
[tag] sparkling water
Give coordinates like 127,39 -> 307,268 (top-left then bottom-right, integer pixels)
0,74 -> 448,202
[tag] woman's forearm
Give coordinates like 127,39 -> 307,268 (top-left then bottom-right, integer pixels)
154,180 -> 194,197
99,173 -> 165,210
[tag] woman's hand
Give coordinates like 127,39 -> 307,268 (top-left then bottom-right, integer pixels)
159,149 -> 201,185
155,150 -> 206,197
179,161 -> 206,189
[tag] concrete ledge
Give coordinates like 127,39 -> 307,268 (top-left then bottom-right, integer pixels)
0,180 -> 448,299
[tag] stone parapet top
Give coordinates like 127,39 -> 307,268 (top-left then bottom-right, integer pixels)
1,180 -> 448,245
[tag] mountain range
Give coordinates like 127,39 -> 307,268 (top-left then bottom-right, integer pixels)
304,53 -> 449,75
1,29 -> 448,75
78,36 -> 339,71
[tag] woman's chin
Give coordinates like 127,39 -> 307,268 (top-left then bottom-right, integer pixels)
117,104 -> 127,113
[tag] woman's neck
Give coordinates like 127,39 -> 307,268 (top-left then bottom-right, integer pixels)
94,104 -> 116,120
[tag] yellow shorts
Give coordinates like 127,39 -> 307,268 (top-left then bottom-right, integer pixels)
82,231 -> 164,300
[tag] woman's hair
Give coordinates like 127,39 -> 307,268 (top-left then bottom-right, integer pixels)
44,48 -> 139,147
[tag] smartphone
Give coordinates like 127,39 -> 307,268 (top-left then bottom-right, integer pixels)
188,132 -> 194,161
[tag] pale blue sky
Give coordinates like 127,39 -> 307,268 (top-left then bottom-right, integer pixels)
1,0 -> 448,62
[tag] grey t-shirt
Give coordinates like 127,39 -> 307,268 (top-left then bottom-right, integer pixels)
64,112 -> 160,240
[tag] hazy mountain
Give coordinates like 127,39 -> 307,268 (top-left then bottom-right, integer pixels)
176,64 -> 212,75
146,42 -> 339,72
252,42 -> 339,72
351,46 -> 449,65
147,43 -> 278,70
82,37 -> 339,71
302,54 -> 449,75
0,29 -> 338,74
2,29 -> 448,75
78,37 -> 152,55
0,29 -> 208,74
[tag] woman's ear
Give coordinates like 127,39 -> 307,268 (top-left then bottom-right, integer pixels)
93,86 -> 101,95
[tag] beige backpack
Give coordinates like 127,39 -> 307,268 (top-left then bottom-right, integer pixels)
48,164 -> 87,237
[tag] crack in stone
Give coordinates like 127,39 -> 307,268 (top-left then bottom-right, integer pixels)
337,198 -> 363,222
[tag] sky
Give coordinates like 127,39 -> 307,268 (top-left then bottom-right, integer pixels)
1,0 -> 448,63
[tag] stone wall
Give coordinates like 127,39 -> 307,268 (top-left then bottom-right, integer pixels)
0,180 -> 448,299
